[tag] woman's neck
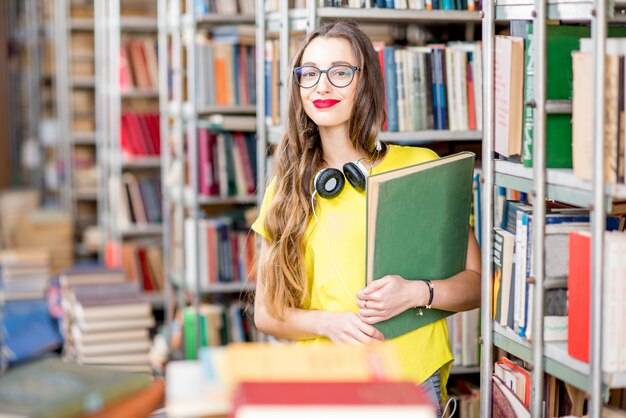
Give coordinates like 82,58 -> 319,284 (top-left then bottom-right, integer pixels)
319,125 -> 367,168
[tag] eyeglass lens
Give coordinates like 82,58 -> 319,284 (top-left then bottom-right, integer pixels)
295,65 -> 356,88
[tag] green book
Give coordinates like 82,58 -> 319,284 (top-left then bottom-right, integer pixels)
183,307 -> 208,360
521,24 -> 590,168
365,151 -> 475,340
0,356 -> 151,418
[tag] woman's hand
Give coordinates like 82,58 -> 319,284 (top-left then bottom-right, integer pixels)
319,311 -> 385,344
357,275 -> 426,325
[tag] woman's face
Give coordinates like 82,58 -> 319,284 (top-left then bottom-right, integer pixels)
298,37 -> 360,131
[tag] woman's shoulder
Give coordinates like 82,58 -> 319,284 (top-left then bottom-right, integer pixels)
385,144 -> 439,167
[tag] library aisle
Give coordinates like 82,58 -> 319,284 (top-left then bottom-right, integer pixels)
5,0 -> 626,417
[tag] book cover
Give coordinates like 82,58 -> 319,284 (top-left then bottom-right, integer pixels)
494,35 -> 524,158
567,230 -> 590,362
366,152 -> 475,339
231,381 -> 436,418
0,356 -> 151,418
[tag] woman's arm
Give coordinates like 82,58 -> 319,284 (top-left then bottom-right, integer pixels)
254,239 -> 384,343
356,229 -> 481,324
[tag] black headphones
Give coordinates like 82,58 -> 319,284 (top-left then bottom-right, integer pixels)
313,160 -> 369,199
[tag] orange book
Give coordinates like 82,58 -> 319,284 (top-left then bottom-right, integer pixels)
83,379 -> 164,418
214,43 -> 229,105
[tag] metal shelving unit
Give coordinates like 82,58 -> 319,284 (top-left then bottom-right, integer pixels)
159,0 -> 260,357
481,1 -> 623,417
54,0 -> 101,259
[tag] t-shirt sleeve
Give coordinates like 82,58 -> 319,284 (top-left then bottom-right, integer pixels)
251,177 -> 277,240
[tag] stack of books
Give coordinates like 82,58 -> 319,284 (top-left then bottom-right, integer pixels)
12,209 -> 74,274
59,267 -> 155,373
0,249 -> 50,301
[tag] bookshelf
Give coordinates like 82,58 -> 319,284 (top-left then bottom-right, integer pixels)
480,2 -> 626,417
159,0 -> 261,358
54,0 -> 101,260
96,0 -> 165,297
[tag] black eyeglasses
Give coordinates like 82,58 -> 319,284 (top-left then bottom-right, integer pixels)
293,65 -> 361,88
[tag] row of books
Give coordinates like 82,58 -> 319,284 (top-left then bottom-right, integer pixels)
194,0 -> 256,16
377,41 -> 482,132
263,39 -> 482,132
120,112 -> 161,157
120,241 -> 165,293
195,34 -> 256,107
59,267 -> 155,373
446,308 -> 479,368
492,201 -> 591,342
491,356 -> 615,417
181,302 -> 266,360
573,38 -> 626,184
114,172 -> 163,227
70,31 -> 94,78
319,0 -> 478,11
120,37 -> 159,91
493,197 -> 626,353
71,89 -> 95,133
184,217 -> 257,289
195,130 -> 257,198
495,23 -> 626,187
73,146 -> 97,192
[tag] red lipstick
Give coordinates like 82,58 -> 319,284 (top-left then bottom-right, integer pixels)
313,99 -> 340,109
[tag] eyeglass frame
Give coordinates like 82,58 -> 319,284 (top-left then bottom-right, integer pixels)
292,65 -> 361,89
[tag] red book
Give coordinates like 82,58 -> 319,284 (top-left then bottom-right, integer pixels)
198,129 -> 210,195
233,133 -> 255,195
125,113 -> 149,156
568,230 -> 591,362
147,114 -> 161,155
466,57 -> 476,131
136,246 -> 153,292
136,114 -> 157,155
230,381 -> 436,418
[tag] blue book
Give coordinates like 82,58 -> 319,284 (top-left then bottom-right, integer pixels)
194,0 -> 208,15
2,300 -> 63,367
383,47 -> 399,132
431,47 -> 447,130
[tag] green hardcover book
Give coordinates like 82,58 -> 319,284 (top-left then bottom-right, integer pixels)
0,356 -> 151,418
522,24 -> 590,168
365,152 -> 475,340
183,307 -> 208,360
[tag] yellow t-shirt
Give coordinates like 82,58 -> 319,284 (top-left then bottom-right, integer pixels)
251,144 -> 454,389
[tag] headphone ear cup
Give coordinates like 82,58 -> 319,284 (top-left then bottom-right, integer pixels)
343,161 -> 368,192
314,168 -> 345,199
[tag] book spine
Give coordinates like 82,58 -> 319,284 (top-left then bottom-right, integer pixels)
383,47 -> 399,132
522,27 -> 534,167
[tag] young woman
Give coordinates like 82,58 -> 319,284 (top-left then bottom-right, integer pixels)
251,21 -> 481,416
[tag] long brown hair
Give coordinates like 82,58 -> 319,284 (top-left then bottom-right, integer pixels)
261,21 -> 386,319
